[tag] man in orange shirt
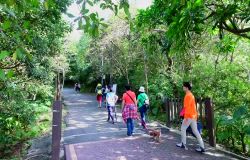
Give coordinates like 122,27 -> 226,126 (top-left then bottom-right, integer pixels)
176,82 -> 205,153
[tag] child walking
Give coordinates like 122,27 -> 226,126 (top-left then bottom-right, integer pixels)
106,85 -> 118,124
95,83 -> 103,108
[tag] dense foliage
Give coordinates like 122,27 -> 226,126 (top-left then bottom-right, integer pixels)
0,0 -> 249,158
69,0 -> 250,156
0,0 -> 71,157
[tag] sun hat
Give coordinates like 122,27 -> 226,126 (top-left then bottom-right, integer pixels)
139,86 -> 145,92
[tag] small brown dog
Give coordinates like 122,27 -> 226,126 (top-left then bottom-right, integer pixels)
147,128 -> 161,143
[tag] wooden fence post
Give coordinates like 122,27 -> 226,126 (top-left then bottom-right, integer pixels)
165,98 -> 171,127
52,100 -> 62,160
52,72 -> 62,160
205,98 -> 216,147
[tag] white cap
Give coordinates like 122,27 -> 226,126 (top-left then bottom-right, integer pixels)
139,86 -> 145,92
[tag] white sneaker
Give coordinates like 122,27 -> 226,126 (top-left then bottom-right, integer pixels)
176,143 -> 188,150
195,147 -> 205,153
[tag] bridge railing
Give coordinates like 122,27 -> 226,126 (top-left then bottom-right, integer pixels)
163,97 -> 216,147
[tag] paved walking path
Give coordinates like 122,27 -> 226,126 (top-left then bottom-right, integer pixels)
62,88 -> 237,160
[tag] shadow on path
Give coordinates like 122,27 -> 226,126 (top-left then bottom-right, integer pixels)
62,88 -> 237,160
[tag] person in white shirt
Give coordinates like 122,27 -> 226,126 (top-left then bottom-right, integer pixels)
106,85 -> 118,124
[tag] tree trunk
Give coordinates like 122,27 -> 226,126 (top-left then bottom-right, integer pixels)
166,55 -> 178,97
232,137 -> 235,147
125,67 -> 130,84
215,53 -> 220,70
32,93 -> 37,101
110,47 -> 113,85
248,69 -> 250,83
240,133 -> 246,153
55,72 -> 61,101
143,49 -> 149,93
101,51 -> 104,86
230,51 -> 234,63
61,69 -> 65,93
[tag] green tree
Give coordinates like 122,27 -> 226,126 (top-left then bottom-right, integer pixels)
0,0 -> 71,157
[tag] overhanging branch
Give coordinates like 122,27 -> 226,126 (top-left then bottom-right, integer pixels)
221,22 -> 250,39
0,63 -> 21,69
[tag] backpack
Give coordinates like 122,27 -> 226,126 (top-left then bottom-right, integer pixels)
144,99 -> 150,105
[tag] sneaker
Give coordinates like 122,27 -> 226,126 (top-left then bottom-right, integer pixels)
176,143 -> 188,150
195,147 -> 205,153
142,125 -> 147,130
